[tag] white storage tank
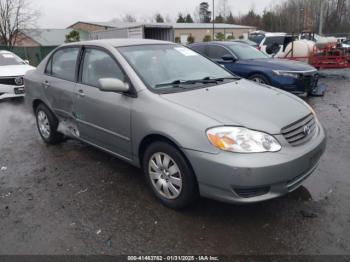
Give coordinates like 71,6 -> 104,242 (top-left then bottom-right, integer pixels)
282,40 -> 315,63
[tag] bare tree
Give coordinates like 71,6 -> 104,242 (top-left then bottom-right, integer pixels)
110,17 -> 121,24
164,14 -> 172,23
217,0 -> 230,19
122,14 -> 137,23
0,0 -> 39,47
228,0 -> 350,34
193,6 -> 201,23
140,15 -> 153,23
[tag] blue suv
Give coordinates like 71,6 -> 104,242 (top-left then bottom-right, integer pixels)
189,41 -> 319,96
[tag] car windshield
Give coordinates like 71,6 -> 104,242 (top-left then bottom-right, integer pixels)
248,34 -> 264,45
264,36 -> 286,46
0,52 -> 26,66
118,44 -> 234,91
227,44 -> 268,60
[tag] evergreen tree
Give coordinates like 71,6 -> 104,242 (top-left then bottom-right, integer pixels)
215,14 -> 225,23
155,13 -> 164,23
199,2 -> 212,23
185,14 -> 194,23
176,13 -> 186,23
65,30 -> 80,43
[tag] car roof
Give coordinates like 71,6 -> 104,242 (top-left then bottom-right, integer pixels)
232,39 -> 257,44
63,38 -> 173,48
250,32 -> 287,36
190,41 -> 248,47
264,33 -> 287,36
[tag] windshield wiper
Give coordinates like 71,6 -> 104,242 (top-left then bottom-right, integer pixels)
155,77 -> 240,88
156,79 -> 216,88
202,76 -> 241,81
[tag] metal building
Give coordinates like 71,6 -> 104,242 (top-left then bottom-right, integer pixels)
89,22 -> 174,42
69,21 -> 256,43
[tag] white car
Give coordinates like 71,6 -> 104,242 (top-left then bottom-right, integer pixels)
249,32 -> 295,57
0,50 -> 35,100
341,40 -> 350,48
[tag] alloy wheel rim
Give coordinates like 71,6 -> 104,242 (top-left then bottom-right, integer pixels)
37,111 -> 51,139
148,152 -> 182,200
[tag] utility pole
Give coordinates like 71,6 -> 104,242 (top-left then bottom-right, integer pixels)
212,0 -> 215,40
319,0 -> 324,35
223,0 -> 226,37
299,7 -> 304,33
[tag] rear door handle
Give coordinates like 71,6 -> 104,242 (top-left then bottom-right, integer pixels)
76,89 -> 85,98
42,80 -> 50,88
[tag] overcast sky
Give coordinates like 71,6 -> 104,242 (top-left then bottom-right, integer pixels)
31,0 -> 281,28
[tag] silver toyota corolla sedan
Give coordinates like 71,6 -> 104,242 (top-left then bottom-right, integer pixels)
24,39 -> 327,209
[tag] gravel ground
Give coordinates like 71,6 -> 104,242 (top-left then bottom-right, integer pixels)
0,69 -> 349,255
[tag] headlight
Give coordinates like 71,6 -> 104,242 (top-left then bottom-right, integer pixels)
273,70 -> 300,79
207,127 -> 281,153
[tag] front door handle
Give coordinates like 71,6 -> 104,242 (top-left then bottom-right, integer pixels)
42,80 -> 50,89
77,89 -> 85,98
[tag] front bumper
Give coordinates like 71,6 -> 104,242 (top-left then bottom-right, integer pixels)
272,72 -> 319,94
184,123 -> 327,204
0,84 -> 25,99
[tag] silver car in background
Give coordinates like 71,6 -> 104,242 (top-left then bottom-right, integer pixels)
24,39 -> 326,209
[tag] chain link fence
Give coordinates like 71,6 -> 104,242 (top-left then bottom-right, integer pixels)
0,46 -> 57,66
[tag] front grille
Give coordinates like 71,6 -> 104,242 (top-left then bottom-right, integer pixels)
234,187 -> 270,198
282,114 -> 317,146
300,73 -> 319,91
0,76 -> 23,86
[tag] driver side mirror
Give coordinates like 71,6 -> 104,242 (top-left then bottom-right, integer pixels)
98,78 -> 130,93
221,54 -> 236,62
24,60 -> 30,64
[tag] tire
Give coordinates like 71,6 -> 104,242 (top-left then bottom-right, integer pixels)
142,141 -> 199,209
249,74 -> 271,85
35,104 -> 65,145
307,89 -> 315,97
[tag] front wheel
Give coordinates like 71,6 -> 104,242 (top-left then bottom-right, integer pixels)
35,104 -> 65,144
142,141 -> 199,209
249,74 -> 271,85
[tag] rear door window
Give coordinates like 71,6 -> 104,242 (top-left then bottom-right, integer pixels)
190,45 -> 207,56
45,57 -> 53,75
206,45 -> 231,59
51,47 -> 80,82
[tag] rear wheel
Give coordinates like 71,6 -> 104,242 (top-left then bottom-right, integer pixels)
35,104 -> 65,144
142,141 -> 199,209
249,74 -> 271,85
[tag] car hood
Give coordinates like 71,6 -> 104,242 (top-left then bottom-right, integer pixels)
240,58 -> 316,71
161,80 -> 311,135
0,64 -> 35,77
